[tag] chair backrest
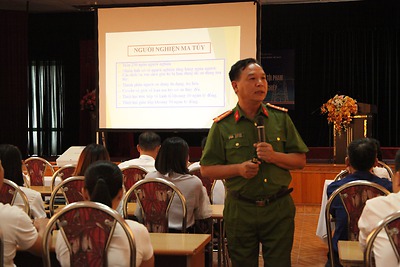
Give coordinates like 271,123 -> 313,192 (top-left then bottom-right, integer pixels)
0,179 -> 31,216
364,210 -> 400,267
325,180 -> 390,267
333,169 -> 349,181
42,201 -> 136,267
120,165 -> 148,194
377,160 -> 394,179
24,157 -> 54,186
123,177 -> 187,233
189,166 -> 215,203
50,164 -> 76,191
49,176 -> 85,216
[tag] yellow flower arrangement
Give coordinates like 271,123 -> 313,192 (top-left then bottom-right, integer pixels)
321,94 -> 358,135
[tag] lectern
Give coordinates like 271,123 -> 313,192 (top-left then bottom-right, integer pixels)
334,103 -> 376,164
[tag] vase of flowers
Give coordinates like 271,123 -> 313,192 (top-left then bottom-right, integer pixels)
321,94 -> 358,136
321,94 -> 358,163
80,89 -> 96,112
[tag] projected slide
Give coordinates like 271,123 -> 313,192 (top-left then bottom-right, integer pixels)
98,2 -> 258,130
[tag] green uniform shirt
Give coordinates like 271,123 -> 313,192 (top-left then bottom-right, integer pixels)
200,103 -> 309,198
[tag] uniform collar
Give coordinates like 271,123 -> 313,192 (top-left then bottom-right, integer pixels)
234,103 -> 269,123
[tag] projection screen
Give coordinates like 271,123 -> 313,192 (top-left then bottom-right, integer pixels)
97,1 -> 259,130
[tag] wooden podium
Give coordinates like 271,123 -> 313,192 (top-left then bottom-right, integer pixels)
334,103 -> 376,164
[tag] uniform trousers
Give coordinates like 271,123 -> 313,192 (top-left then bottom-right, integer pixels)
224,193 -> 295,267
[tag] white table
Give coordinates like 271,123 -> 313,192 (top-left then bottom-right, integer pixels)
316,179 -> 334,242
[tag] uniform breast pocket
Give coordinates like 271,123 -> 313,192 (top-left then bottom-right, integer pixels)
225,138 -> 252,163
268,135 -> 286,152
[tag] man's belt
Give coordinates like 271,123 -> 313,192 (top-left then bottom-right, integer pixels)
229,187 -> 293,207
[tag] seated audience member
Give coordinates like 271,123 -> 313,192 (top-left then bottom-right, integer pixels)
0,160 -> 49,267
56,161 -> 154,267
118,131 -> 161,172
0,144 -> 46,219
188,137 -> 226,204
371,138 -> 391,180
358,150 -> 400,267
326,138 -> 392,267
139,136 -> 211,232
73,143 -> 110,176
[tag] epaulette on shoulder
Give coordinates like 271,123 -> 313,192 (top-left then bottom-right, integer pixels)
213,110 -> 233,122
266,103 -> 288,112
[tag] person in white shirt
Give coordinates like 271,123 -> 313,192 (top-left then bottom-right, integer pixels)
56,160 -> 154,267
137,137 -> 211,232
0,160 -> 49,267
118,131 -> 161,172
0,144 -> 46,218
188,137 -> 226,204
358,149 -> 400,267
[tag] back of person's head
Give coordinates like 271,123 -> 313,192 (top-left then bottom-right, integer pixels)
155,137 -> 189,175
74,143 -> 110,176
0,144 -> 24,186
370,138 -> 383,161
138,131 -> 161,151
229,58 -> 259,82
395,150 -> 400,173
347,138 -> 377,171
84,160 -> 123,208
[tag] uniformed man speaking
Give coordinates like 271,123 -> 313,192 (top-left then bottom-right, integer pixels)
200,58 -> 308,267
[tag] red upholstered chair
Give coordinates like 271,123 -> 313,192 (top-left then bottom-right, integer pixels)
325,180 -> 390,267
0,178 -> 31,216
365,210 -> 400,267
42,201 -> 136,267
123,177 -> 187,233
49,176 -> 85,216
24,156 -> 54,186
50,164 -> 76,191
120,165 -> 148,195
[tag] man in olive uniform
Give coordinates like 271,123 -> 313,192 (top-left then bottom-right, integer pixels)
200,58 -> 308,267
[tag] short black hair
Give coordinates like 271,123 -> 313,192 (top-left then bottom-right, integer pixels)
395,150 -> 400,173
0,144 -> 24,186
138,131 -> 161,151
155,137 -> 189,175
228,58 -> 260,82
347,138 -> 377,171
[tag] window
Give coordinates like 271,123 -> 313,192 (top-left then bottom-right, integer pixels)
28,60 -> 65,156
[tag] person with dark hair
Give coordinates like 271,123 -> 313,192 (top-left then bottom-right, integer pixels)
201,58 -> 308,266
73,143 -> 110,176
55,160 -> 154,267
119,131 -> 161,172
0,160 -> 49,267
0,144 -> 46,218
142,136 -> 211,232
326,138 -> 392,266
370,138 -> 391,179
358,150 -> 400,267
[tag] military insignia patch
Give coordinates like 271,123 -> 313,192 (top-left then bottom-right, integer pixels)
213,110 -> 233,122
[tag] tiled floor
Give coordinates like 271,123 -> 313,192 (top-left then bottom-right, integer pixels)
213,205 -> 328,267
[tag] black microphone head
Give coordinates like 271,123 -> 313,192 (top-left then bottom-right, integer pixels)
256,115 -> 264,127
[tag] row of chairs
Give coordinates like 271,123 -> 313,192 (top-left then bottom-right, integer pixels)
325,161 -> 395,267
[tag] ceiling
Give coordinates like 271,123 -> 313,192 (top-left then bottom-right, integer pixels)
0,0 -> 362,13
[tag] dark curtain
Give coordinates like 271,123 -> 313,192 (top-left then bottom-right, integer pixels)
262,1 -> 400,147
0,11 -> 28,156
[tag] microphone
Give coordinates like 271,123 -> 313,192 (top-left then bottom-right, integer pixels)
252,115 -> 265,163
256,115 -> 265,143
